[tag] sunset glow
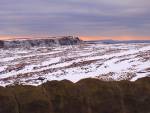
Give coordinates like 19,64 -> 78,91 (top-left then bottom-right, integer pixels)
0,35 -> 150,41
80,36 -> 150,41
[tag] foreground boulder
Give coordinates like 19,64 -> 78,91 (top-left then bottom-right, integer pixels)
0,77 -> 150,113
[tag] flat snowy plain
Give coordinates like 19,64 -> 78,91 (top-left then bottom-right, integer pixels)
0,43 -> 149,86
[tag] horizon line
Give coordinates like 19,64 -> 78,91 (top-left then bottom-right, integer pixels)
0,35 -> 150,41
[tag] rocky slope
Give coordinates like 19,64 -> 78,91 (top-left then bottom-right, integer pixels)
0,36 -> 81,48
0,77 -> 150,113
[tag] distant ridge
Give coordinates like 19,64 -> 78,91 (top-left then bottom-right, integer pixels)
0,36 -> 82,48
85,39 -> 150,44
1,36 -> 78,41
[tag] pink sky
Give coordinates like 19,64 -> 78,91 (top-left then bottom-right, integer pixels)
0,35 -> 150,41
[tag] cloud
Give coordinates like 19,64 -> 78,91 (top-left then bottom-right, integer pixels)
0,0 -> 150,39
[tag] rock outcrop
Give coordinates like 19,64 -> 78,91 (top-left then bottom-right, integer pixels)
0,77 -> 150,113
0,36 -> 82,48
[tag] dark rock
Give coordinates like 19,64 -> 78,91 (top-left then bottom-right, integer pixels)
0,40 -> 4,48
0,36 -> 82,48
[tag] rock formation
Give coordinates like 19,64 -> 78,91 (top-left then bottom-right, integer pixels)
0,36 -> 82,48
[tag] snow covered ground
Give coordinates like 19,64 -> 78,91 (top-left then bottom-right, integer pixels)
0,43 -> 149,86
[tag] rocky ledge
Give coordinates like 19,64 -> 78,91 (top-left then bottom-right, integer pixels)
0,77 -> 150,113
0,36 -> 82,48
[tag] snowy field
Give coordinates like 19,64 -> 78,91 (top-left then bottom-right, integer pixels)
0,43 -> 150,86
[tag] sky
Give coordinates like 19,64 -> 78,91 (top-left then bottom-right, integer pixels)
0,0 -> 150,40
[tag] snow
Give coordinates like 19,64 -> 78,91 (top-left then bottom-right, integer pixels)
0,66 -> 7,72
41,57 -> 61,66
0,43 -> 149,86
131,73 -> 150,81
131,61 -> 150,81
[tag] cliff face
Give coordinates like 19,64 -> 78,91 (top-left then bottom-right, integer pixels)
0,36 -> 82,48
0,77 -> 150,113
